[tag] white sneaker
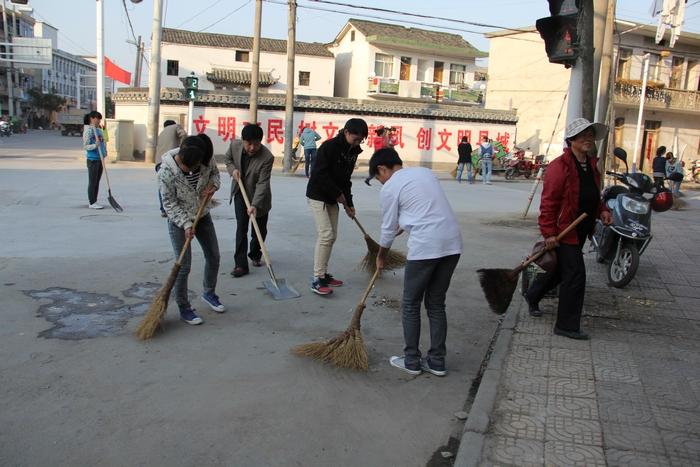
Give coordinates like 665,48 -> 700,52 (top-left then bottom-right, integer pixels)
389,356 -> 422,376
89,203 -> 104,209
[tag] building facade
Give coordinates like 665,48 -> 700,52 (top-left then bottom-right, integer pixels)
0,6 -> 37,116
330,19 -> 487,105
159,28 -> 335,97
485,21 -> 700,169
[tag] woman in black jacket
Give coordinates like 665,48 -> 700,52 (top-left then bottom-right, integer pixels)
457,136 -> 473,183
652,145 -> 667,189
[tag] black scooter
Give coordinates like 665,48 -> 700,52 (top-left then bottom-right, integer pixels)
592,148 -> 656,288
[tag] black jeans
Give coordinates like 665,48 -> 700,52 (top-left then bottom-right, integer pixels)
304,148 -> 317,177
526,240 -> 586,332
86,159 -> 103,205
233,192 -> 268,269
401,254 -> 460,370
167,214 -> 220,309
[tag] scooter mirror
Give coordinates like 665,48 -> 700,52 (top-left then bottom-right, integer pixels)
613,147 -> 628,162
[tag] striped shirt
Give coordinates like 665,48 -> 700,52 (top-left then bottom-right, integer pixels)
183,168 -> 200,189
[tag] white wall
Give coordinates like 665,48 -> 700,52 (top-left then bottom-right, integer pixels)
116,101 -> 515,167
160,43 -> 334,97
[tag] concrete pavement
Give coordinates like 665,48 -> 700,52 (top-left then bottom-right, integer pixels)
455,186 -> 700,465
1,130 -> 543,467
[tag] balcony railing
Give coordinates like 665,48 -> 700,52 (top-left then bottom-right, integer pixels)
368,77 -> 481,104
614,81 -> 700,113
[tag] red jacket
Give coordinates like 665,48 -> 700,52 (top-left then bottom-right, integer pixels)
539,148 -> 609,245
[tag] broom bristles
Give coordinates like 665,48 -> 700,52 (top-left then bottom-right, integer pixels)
476,268 -> 519,315
359,235 -> 407,273
291,304 -> 369,371
135,263 -> 181,340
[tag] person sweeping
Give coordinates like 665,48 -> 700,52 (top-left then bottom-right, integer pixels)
159,135 -> 225,325
371,148 -> 462,376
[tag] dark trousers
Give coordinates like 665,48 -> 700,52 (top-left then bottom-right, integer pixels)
86,159 -> 103,205
526,241 -> 586,332
233,192 -> 268,269
156,163 -> 165,213
653,176 -> 665,190
304,148 -> 317,177
167,214 -> 220,309
401,254 -> 460,370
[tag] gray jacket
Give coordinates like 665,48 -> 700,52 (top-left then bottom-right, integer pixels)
155,124 -> 187,164
224,140 -> 274,215
158,148 -> 220,229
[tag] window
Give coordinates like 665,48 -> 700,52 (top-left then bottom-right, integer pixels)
235,50 -> 249,62
166,60 -> 179,76
670,56 -> 684,89
449,63 -> 466,85
646,53 -> 661,81
433,61 -> 444,83
350,30 -> 355,41
616,48 -> 632,79
374,53 -> 393,78
400,56 -> 411,80
298,71 -> 310,86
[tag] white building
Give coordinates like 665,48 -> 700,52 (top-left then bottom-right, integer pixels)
159,28 -> 335,97
33,21 -> 112,111
485,21 -> 700,169
329,19 -> 487,105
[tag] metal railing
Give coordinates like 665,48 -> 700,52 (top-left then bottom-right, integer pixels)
367,77 -> 480,103
614,82 -> 700,112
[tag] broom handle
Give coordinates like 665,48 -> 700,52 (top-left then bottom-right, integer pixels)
518,213 -> 588,271
349,268 -> 381,330
236,177 -> 275,280
351,216 -> 369,237
175,192 -> 213,265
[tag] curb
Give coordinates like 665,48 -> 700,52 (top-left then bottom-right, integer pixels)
453,299 -> 521,467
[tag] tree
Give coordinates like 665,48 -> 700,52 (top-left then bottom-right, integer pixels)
27,88 -> 66,113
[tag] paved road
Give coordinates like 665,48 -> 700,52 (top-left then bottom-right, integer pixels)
0,131 -> 542,466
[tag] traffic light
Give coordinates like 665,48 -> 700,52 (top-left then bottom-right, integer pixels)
535,0 -> 580,67
185,76 -> 199,91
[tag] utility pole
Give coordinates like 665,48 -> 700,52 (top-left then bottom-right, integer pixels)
2,0 -> 14,117
96,0 -> 105,117
580,0 -> 594,121
632,54 -> 650,173
145,0 -> 164,164
283,0 -> 296,173
594,0 -> 616,173
249,0 -> 262,123
132,35 -> 142,87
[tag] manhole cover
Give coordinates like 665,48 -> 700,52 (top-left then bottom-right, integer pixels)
80,214 -> 131,223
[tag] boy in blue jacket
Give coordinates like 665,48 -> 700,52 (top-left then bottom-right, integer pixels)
82,111 -> 107,209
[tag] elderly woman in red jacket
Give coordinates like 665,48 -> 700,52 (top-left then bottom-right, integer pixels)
525,118 -> 613,340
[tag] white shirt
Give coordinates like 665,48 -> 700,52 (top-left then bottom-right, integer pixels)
379,167 -> 462,260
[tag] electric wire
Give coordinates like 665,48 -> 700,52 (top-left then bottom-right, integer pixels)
197,0 -> 253,33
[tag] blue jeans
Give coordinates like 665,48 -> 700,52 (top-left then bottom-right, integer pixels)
304,148 -> 317,177
401,254 -> 460,370
167,214 -> 220,309
457,163 -> 472,183
481,158 -> 493,184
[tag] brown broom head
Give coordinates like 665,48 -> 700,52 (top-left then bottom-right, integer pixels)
476,268 -> 519,315
291,305 -> 369,371
135,263 -> 181,340
359,235 -> 407,273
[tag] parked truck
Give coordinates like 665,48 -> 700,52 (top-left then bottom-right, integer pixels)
57,110 -> 85,136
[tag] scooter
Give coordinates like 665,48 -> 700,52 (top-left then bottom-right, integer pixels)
504,149 -> 534,180
592,147 -> 662,288
0,121 -> 12,137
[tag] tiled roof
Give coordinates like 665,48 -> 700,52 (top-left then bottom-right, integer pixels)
206,68 -> 277,87
113,88 -> 517,124
161,28 -> 334,57
347,19 -> 487,58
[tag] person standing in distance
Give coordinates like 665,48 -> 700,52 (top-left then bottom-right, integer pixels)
83,111 -> 107,209
371,148 -> 462,376
299,126 -> 322,178
306,118 -> 368,295
155,120 -> 187,217
457,136 -> 473,184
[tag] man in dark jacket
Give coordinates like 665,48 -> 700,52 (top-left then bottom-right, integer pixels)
457,136 -> 473,183
306,118 -> 368,295
652,145 -> 667,189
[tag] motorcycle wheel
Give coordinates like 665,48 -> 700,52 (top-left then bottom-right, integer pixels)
607,243 -> 639,288
505,168 -> 514,180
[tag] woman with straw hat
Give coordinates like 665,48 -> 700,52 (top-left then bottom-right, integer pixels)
524,118 -> 612,340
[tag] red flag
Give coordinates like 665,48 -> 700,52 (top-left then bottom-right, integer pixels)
104,56 -> 132,85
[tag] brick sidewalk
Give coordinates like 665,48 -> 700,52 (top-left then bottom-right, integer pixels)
456,209 -> 700,466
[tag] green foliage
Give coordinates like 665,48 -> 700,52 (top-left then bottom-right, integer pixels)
27,88 -> 66,113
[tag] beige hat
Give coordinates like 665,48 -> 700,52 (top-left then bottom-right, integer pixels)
564,118 -> 607,140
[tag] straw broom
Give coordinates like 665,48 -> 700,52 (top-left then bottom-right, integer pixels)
477,214 -> 587,315
352,217 -> 406,273
292,269 -> 380,370
135,193 -> 213,340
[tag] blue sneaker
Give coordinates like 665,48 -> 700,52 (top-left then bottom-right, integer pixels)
201,292 -> 225,313
179,307 -> 203,325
